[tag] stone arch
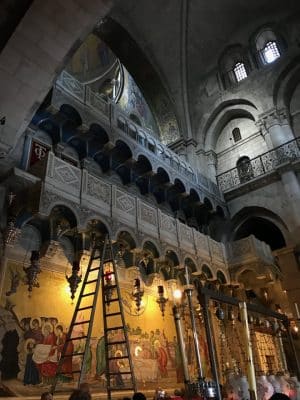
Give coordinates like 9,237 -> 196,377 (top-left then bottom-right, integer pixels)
160,249 -> 180,280
83,216 -> 111,238
36,117 -> 60,144
216,205 -> 225,218
141,239 -> 161,258
111,139 -> 133,184
203,103 -> 258,151
164,249 -> 180,267
273,55 -> 300,111
134,154 -> 153,174
177,256 -> 197,285
115,229 -> 138,250
231,206 -> 288,250
202,264 -> 213,279
216,269 -> 228,284
59,104 -> 82,127
203,197 -> 213,211
87,123 -> 110,151
115,229 -> 137,268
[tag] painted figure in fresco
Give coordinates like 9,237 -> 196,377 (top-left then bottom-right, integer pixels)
154,340 -> 168,378
55,324 -> 73,381
109,350 -> 124,387
24,318 -> 44,343
33,322 -> 57,383
96,336 -> 106,378
149,331 -> 156,359
23,338 -> 40,385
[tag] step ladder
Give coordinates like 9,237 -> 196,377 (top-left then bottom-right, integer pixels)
50,235 -> 136,399
101,236 -> 136,399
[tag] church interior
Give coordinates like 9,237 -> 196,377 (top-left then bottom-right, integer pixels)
1,1 -> 300,399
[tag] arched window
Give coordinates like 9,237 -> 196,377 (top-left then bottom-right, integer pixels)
233,62 -> 247,82
263,41 -> 280,64
232,127 -> 242,142
236,156 -> 254,183
219,45 -> 251,88
254,27 -> 284,66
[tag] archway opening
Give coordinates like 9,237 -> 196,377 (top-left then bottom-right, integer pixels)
234,217 -> 286,250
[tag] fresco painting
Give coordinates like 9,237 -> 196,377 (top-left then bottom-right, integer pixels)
0,262 -> 210,395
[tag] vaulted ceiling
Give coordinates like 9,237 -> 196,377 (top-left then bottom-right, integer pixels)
105,0 -> 300,140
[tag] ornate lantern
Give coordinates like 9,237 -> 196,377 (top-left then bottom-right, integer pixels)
104,264 -> 115,306
24,250 -> 41,293
5,216 -> 20,245
156,285 -> 168,317
66,260 -> 82,301
132,278 -> 144,312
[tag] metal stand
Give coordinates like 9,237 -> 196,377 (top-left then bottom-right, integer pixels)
172,305 -> 190,393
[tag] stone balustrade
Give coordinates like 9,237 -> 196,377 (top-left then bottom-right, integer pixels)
217,137 -> 300,193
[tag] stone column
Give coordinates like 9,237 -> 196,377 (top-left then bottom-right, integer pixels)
185,138 -> 198,167
280,170 -> 300,227
206,150 -> 218,182
262,108 -> 295,148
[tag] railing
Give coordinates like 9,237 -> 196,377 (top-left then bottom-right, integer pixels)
55,70 -> 224,202
217,137 -> 300,192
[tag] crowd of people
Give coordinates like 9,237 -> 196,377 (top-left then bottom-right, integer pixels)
39,385 -> 184,400
39,385 -> 292,400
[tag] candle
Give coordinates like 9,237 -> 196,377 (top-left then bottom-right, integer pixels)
295,303 -> 300,319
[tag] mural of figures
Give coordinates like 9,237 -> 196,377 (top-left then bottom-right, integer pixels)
0,270 -> 209,397
118,68 -> 158,133
23,339 -> 40,385
96,336 -> 106,378
55,324 -> 73,381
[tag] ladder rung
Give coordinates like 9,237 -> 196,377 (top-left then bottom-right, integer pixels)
108,372 -> 132,376
78,305 -> 93,311
106,326 -> 124,332
71,370 -> 82,374
67,335 -> 88,341
104,298 -> 118,304
108,355 -> 129,360
73,320 -> 90,325
86,279 -> 98,284
103,284 -> 117,290
107,340 -> 127,345
90,267 -> 100,272
82,292 -> 96,297
106,311 -> 122,317
91,256 -> 101,261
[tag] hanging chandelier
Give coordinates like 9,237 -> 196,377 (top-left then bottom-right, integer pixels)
5,216 -> 20,245
132,278 -> 144,312
66,260 -> 82,301
23,250 -> 41,293
156,285 -> 168,317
